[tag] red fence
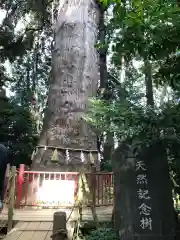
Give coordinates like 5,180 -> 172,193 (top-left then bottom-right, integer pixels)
12,166 -> 113,208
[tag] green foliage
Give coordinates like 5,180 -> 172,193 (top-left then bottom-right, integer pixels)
8,101 -> 38,166
0,90 -> 38,166
11,29 -> 51,133
155,53 -> 180,92
86,0 -> 180,190
86,228 -> 117,240
111,0 -> 180,58
0,1 -> 36,63
0,0 -> 53,65
0,1 -> 51,165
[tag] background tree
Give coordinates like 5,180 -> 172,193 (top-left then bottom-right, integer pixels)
0,0 -> 49,166
0,89 -> 37,166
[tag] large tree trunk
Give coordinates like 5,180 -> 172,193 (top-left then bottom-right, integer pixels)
32,0 -> 100,171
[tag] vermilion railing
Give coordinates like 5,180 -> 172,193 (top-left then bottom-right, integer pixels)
12,166 -> 113,208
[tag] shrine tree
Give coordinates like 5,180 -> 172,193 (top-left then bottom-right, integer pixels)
31,0 -> 102,172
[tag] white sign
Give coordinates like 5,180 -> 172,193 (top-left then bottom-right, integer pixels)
36,180 -> 75,205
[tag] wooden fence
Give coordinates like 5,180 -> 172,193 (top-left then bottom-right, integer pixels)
5,165 -> 114,208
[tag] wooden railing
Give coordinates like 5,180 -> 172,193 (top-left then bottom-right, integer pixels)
9,165 -> 114,208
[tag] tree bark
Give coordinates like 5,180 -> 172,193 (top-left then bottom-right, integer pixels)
32,0 -> 100,171
144,56 -> 154,106
98,8 -> 114,169
103,132 -> 114,168
99,8 -> 108,90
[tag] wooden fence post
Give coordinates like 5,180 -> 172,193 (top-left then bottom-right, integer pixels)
90,165 -> 98,223
91,165 -> 96,207
7,166 -> 16,233
52,211 -> 67,240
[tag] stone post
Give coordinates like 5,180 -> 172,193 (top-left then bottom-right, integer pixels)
52,212 -> 67,240
113,140 -> 175,240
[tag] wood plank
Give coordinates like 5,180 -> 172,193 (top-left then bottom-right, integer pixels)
0,206 -> 112,222
17,231 -> 35,240
15,222 -> 29,230
37,222 -> 52,231
4,222 -> 29,240
4,230 -> 22,240
31,231 -> 48,240
25,222 -> 41,231
44,231 -> 52,240
11,218 -> 54,222
0,216 -> 111,222
1,209 -> 112,216
1,206 -> 112,215
49,223 -> 53,230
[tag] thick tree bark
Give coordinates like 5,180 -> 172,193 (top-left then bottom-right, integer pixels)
32,0 -> 100,171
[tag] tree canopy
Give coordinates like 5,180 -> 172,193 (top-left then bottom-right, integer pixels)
1,0 -> 180,185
